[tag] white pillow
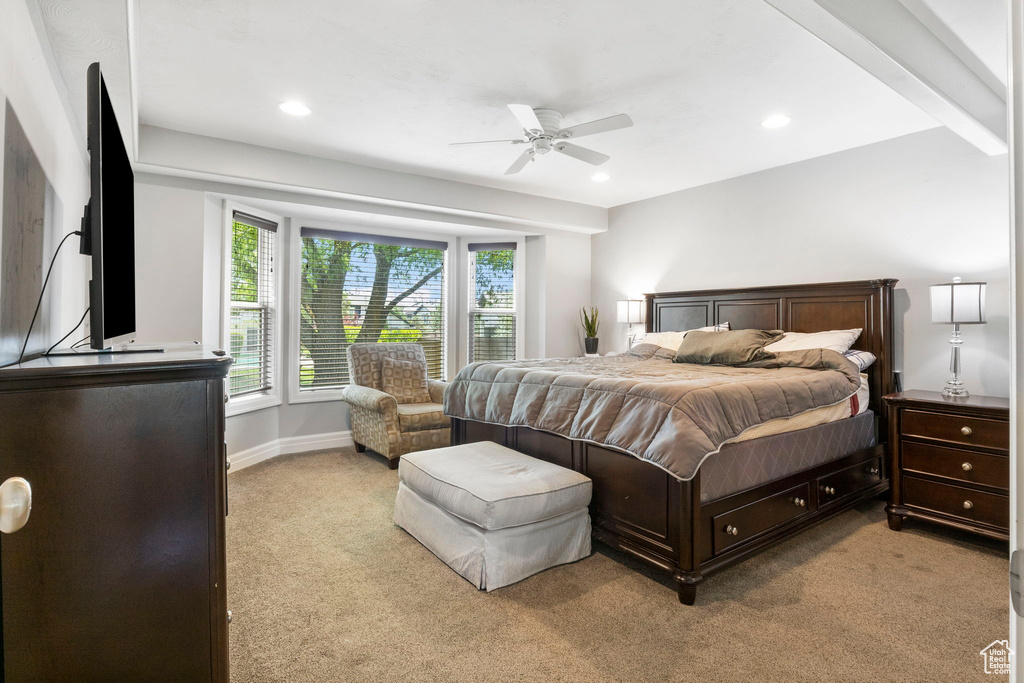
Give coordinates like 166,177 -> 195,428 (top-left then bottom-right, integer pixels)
636,322 -> 730,351
764,328 -> 862,354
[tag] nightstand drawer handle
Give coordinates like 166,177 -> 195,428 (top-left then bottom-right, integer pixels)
961,462 -> 973,472
961,426 -> 973,436
963,500 -> 974,510
867,467 -> 879,475
792,497 -> 806,507
824,486 -> 836,495
725,524 -> 739,536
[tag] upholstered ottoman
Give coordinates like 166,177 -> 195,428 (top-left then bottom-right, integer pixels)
393,441 -> 592,591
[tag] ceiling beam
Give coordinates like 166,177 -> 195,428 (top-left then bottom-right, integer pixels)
765,0 -> 1007,156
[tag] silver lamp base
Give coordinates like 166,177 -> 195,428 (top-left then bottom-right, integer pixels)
942,324 -> 969,398
942,380 -> 969,398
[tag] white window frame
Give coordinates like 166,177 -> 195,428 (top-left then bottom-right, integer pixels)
221,201 -> 284,417
288,221 -> 456,405
462,237 -> 525,367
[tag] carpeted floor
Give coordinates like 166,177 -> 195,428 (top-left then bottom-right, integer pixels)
227,447 -> 1008,682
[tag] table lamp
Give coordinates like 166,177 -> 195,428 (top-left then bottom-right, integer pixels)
616,299 -> 645,348
929,277 -> 986,397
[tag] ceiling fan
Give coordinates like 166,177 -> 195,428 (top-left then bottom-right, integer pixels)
451,104 -> 633,175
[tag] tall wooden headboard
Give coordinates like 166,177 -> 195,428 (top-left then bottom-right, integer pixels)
645,279 -> 898,418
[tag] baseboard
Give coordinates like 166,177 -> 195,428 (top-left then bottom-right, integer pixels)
228,430 -> 354,473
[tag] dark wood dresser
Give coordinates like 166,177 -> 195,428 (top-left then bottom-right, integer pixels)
0,349 -> 232,681
883,390 -> 1009,541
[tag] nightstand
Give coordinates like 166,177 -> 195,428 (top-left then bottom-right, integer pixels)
883,390 -> 1009,541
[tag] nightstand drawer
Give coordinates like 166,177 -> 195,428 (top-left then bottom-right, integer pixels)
903,476 -> 1008,530
901,410 -> 1008,451
902,441 -> 1008,490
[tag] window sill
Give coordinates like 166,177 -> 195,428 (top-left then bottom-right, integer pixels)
226,392 -> 282,417
289,388 -> 345,405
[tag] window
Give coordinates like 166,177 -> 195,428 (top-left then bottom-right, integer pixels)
298,228 -> 447,390
227,211 -> 277,397
468,243 -> 517,362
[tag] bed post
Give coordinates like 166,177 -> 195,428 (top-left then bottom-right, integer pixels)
674,471 -> 703,605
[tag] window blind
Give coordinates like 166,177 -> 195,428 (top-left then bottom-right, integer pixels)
228,213 -> 276,397
298,228 -> 446,389
469,246 -> 516,363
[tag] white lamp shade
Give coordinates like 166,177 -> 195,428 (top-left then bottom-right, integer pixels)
616,299 -> 645,324
930,280 -> 986,324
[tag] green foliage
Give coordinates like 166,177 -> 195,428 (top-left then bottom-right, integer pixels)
230,222 -> 259,302
297,236 -> 444,387
580,306 -> 600,337
474,249 -> 515,308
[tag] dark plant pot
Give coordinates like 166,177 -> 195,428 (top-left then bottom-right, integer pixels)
584,337 -> 599,354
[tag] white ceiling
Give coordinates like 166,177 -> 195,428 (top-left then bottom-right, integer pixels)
36,0 -> 1003,209
920,0 -> 1006,87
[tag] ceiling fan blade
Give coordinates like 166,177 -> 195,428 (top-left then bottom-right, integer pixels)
507,104 -> 544,134
556,113 -> 633,140
449,139 -> 526,146
504,149 -> 534,175
554,142 -> 610,166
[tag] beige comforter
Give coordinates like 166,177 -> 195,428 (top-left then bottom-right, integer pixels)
443,344 -> 862,480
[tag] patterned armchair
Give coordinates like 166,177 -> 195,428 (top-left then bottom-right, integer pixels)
341,343 -> 450,469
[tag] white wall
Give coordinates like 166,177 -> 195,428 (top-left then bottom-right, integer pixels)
133,182 -> 205,343
520,232 -> 592,358
593,127 -> 1010,397
0,0 -> 90,354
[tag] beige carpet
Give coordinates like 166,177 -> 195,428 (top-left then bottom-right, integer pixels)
227,447 -> 1007,682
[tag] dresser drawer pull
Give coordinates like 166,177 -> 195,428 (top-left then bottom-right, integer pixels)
961,426 -> 973,436
961,462 -> 973,472
866,467 -> 879,475
963,500 -> 974,510
824,486 -> 836,495
792,497 -> 806,507
725,524 -> 739,536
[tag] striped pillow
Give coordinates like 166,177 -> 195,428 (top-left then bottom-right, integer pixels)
843,349 -> 877,371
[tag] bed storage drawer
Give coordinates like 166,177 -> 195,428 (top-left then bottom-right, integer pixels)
901,441 -> 1008,490
903,476 -> 1008,530
818,457 -> 883,506
712,483 -> 811,555
901,410 -> 1008,452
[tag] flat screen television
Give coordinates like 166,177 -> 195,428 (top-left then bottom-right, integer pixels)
81,62 -> 136,350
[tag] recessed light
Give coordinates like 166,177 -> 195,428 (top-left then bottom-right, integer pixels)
591,172 -> 610,182
279,101 -> 312,116
761,114 -> 791,129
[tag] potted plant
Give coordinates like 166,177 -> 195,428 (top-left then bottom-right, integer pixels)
580,307 -> 600,354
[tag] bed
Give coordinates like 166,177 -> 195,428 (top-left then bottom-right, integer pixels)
447,279 -> 897,604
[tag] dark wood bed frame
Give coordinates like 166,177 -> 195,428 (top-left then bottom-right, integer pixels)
451,279 -> 898,604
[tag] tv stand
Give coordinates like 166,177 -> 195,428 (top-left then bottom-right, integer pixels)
47,347 -> 166,357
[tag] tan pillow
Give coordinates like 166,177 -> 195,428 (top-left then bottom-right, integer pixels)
380,356 -> 431,403
674,329 -> 784,365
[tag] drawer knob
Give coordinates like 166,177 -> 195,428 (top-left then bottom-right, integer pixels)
961,462 -> 973,472
963,500 -> 974,510
824,486 -> 836,495
725,524 -> 739,536
867,467 -> 879,475
793,497 -> 806,507
961,426 -> 973,436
